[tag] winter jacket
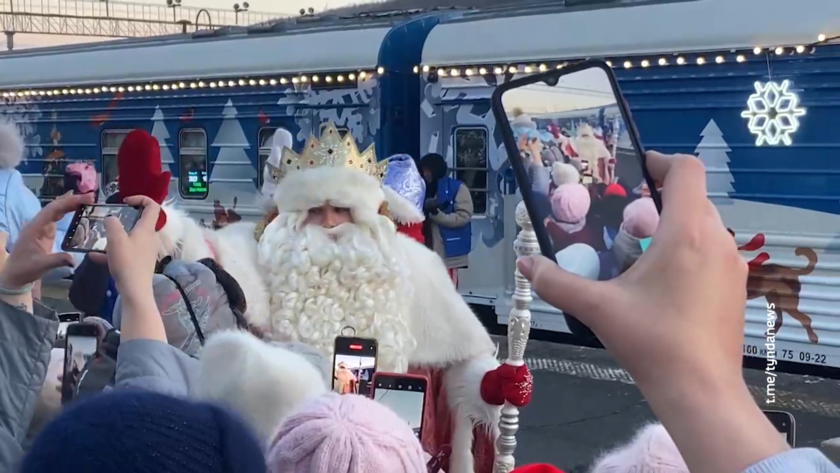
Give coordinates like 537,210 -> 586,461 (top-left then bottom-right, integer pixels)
428,179 -> 473,269
0,300 -> 58,472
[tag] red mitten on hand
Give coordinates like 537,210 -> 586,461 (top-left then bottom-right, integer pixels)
480,363 -> 533,407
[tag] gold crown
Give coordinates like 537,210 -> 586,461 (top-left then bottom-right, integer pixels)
278,123 -> 388,182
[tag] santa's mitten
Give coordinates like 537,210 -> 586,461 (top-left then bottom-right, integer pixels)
480,363 -> 533,407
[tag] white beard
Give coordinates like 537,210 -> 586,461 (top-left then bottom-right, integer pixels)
257,212 -> 416,373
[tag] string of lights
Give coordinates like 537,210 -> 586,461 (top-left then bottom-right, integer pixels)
0,67 -> 386,99
412,34 -> 837,77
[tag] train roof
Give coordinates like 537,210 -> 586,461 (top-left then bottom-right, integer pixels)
421,0 -> 840,67
0,10 -> 427,90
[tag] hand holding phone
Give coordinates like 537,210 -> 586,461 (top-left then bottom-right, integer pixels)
491,59 -> 661,344
371,372 -> 428,441
61,322 -> 99,404
332,336 -> 378,396
61,204 -> 141,254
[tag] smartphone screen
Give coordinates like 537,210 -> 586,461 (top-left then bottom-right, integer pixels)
372,373 -> 428,440
61,204 -> 141,253
56,312 -> 82,339
332,336 -> 378,396
492,60 -> 661,342
764,410 -> 795,446
61,323 -> 99,404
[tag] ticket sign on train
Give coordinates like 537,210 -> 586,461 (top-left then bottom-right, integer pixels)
490,60 -> 661,344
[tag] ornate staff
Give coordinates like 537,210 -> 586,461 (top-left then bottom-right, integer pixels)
494,202 -> 539,473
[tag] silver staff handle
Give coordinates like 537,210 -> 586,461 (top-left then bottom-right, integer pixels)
493,201 -> 539,473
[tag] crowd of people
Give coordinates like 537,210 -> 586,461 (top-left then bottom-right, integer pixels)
0,119 -> 838,473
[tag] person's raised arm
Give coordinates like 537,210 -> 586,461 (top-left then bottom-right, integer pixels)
518,152 -> 791,473
90,195 -> 165,343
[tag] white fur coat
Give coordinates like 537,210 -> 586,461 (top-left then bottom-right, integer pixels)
160,210 -> 500,473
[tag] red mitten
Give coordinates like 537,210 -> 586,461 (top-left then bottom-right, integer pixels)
480,363 -> 534,407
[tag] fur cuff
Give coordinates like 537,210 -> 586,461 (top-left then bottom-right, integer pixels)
444,355 -> 501,473
383,185 -> 425,224
196,330 -> 328,442
0,122 -> 24,169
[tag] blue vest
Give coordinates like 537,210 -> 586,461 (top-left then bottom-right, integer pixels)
436,177 -> 472,259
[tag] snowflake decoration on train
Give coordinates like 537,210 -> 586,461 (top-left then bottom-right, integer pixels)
741,80 -> 806,146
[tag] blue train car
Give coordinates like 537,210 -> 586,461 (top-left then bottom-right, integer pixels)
0,10 -> 441,225
418,0 -> 840,368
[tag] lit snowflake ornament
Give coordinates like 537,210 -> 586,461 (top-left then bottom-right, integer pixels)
741,80 -> 806,146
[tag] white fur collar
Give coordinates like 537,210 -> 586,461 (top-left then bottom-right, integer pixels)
383,186 -> 425,225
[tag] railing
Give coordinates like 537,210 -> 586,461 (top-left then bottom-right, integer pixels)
0,0 -> 289,37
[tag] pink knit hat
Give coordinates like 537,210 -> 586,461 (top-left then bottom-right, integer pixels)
590,423 -> 688,473
550,183 -> 591,223
266,393 -> 426,473
622,197 -> 659,239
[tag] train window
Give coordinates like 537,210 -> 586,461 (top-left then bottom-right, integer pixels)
319,122 -> 349,137
178,128 -> 208,199
258,127 -> 277,188
453,127 -> 488,214
101,130 -> 131,190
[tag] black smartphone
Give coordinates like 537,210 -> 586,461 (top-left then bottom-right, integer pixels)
56,312 -> 82,339
332,336 -> 378,396
764,410 -> 795,446
61,323 -> 99,404
61,203 -> 141,253
490,59 -> 662,344
371,372 -> 429,441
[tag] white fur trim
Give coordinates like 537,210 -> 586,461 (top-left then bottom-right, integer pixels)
196,330 -> 328,443
0,122 -> 25,169
157,202 -> 214,261
552,161 -> 580,186
444,356 -> 501,473
395,233 -> 496,367
268,128 -> 293,168
205,220 -> 272,328
383,185 -> 425,224
274,166 -> 385,216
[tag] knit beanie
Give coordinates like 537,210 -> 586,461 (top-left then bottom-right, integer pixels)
622,197 -> 659,239
550,183 -> 590,223
266,393 -> 426,473
590,423 -> 688,473
21,390 -> 267,473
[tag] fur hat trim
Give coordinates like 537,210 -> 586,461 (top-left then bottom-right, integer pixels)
383,186 -> 424,224
274,166 -> 385,219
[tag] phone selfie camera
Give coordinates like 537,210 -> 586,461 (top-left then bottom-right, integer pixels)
491,59 -> 661,345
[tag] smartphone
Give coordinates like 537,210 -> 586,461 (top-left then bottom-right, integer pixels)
332,336 -> 378,396
61,204 -> 141,253
764,410 -> 795,446
61,323 -> 99,404
371,372 -> 429,441
490,59 -> 661,344
56,312 -> 82,339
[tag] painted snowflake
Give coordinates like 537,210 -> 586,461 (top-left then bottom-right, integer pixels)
741,80 -> 806,146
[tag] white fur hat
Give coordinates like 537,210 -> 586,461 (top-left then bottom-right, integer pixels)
591,423 -> 688,473
196,330 -> 329,443
552,162 -> 580,186
0,121 -> 25,169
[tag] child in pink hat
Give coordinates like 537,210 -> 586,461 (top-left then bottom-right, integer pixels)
590,423 -> 688,473
266,393 -> 427,473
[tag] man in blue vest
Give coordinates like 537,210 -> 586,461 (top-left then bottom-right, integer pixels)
418,153 -> 473,287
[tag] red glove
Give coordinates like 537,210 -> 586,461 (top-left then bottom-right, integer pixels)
480,363 -> 533,407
